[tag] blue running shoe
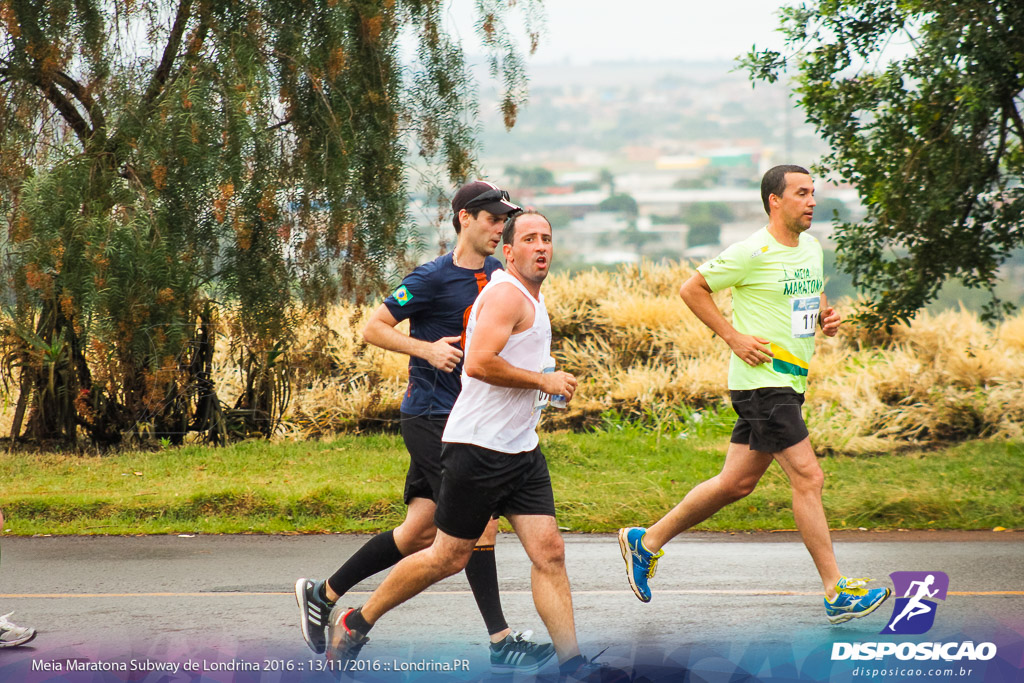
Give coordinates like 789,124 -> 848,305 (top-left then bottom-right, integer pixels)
825,576 -> 892,624
617,527 -> 664,603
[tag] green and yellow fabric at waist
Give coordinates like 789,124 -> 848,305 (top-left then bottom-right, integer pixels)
769,342 -> 809,378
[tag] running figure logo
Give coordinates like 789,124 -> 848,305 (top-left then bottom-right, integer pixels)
881,571 -> 949,635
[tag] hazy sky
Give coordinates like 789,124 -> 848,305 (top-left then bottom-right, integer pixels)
444,0 -> 791,65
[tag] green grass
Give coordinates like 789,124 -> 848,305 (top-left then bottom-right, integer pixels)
1,430 -> 1021,535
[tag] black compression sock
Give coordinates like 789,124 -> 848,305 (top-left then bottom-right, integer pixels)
464,545 -> 510,636
327,529 -> 405,598
345,608 -> 373,635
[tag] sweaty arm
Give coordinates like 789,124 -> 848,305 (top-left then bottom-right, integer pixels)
361,304 -> 463,373
679,272 -> 773,367
463,284 -> 577,401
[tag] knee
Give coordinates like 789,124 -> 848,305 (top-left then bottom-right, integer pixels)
531,534 -> 566,573
430,545 -> 473,577
720,476 -> 759,502
394,521 -> 437,553
412,527 -> 438,549
791,464 -> 825,494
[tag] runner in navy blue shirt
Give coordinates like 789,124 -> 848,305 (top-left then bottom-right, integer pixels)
382,250 -> 502,417
295,182 -> 557,673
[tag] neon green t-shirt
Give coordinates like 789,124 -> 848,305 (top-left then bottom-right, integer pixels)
696,227 -> 824,393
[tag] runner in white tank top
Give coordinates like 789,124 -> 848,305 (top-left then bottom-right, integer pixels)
324,213 -> 620,681
442,269 -> 551,453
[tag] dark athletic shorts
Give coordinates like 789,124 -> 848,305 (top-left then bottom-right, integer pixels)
434,442 -> 557,540
399,412 -> 446,504
729,387 -> 809,453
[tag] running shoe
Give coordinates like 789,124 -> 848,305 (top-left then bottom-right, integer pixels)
489,629 -> 556,674
294,578 -> 333,654
0,612 -> 36,648
559,653 -> 631,683
825,576 -> 892,624
326,606 -> 369,665
617,527 -> 664,603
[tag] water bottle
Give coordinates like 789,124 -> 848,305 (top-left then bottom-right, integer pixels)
542,355 -> 567,409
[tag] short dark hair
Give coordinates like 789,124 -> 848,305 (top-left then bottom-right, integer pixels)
455,208 -> 482,235
502,210 -> 551,245
760,164 -> 811,216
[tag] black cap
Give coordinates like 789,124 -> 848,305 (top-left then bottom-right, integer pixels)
451,181 -> 522,230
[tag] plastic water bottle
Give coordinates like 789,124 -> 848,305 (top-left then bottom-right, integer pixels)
542,355 -> 567,409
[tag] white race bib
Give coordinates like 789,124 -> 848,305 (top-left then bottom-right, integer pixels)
791,296 -> 820,338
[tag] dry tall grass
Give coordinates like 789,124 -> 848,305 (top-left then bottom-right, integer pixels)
271,262 -> 1024,454
2,262 -> 1021,454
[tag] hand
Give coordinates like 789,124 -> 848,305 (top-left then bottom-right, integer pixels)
820,306 -> 841,337
728,334 -> 773,367
541,371 -> 578,402
425,336 -> 464,372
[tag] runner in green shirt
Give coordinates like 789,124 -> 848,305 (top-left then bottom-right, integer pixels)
618,165 -> 891,624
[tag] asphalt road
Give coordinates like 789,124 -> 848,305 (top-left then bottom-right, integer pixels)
0,531 -> 1021,682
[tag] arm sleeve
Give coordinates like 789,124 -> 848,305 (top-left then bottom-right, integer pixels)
696,242 -> 751,293
382,264 -> 435,323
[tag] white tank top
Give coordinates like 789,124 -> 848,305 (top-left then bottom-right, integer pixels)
442,270 -> 552,453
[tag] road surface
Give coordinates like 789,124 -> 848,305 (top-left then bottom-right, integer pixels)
0,531 -> 1020,681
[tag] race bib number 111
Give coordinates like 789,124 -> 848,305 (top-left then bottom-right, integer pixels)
791,296 -> 820,338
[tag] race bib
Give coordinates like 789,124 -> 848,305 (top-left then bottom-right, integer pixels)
791,296 -> 820,338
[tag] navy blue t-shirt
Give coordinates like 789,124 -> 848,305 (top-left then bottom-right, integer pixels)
383,252 -> 503,417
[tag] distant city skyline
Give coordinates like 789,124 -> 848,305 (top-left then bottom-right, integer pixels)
444,0 -> 791,65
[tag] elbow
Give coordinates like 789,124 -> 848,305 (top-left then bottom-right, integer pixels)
679,274 -> 707,308
679,281 -> 696,306
360,322 -> 376,346
464,360 -> 486,380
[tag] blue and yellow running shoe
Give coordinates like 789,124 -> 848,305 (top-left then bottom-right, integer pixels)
617,527 -> 664,603
825,576 -> 892,624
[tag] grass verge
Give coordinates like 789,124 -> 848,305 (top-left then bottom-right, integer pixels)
0,431 -> 1020,535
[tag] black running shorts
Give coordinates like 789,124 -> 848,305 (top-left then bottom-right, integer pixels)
399,412 -> 446,504
729,387 -> 809,453
434,442 -> 557,540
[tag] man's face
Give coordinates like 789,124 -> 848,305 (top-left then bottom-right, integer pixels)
772,172 -> 816,232
504,214 -> 553,285
460,208 -> 508,257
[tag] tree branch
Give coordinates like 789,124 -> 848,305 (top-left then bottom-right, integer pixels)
0,62 -> 95,146
142,0 -> 194,108
53,70 -> 106,136
1006,96 -> 1024,142
29,73 -> 93,144
265,117 -> 293,133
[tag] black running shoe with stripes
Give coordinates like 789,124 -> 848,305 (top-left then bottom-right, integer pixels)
294,578 -> 333,654
489,629 -> 556,673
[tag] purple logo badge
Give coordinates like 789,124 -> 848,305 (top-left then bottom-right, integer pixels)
880,571 -> 949,635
